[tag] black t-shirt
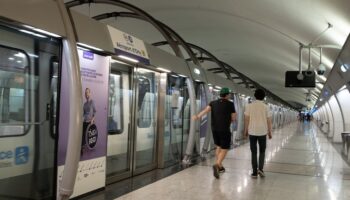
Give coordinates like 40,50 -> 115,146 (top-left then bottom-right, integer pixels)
209,99 -> 235,132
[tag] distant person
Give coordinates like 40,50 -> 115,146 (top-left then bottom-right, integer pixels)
192,87 -> 236,179
82,88 -> 96,151
298,112 -> 303,122
306,113 -> 311,121
244,89 -> 272,178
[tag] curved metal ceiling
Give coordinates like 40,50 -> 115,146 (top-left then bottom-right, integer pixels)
68,0 -> 350,109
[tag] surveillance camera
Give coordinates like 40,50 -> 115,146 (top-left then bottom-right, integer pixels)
317,64 -> 326,75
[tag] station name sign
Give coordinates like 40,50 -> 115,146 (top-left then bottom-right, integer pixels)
107,26 -> 150,65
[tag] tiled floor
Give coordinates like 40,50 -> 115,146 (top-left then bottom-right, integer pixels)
114,122 -> 350,200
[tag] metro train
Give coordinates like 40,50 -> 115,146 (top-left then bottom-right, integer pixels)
0,1 -> 298,199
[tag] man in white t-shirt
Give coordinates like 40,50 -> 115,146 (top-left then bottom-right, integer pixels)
244,89 -> 272,178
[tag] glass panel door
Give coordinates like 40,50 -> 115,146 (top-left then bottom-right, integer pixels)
134,68 -> 159,171
163,75 -> 186,166
106,61 -> 133,182
194,82 -> 208,154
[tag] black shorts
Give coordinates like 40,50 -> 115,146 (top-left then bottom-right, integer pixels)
212,130 -> 231,149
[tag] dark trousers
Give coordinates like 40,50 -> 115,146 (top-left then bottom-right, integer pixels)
249,135 -> 267,173
82,122 -> 90,146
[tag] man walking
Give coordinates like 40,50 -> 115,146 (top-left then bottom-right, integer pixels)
193,87 -> 236,179
244,89 -> 272,178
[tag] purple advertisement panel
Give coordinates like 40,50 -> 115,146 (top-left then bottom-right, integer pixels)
58,49 -> 109,165
57,49 -> 109,198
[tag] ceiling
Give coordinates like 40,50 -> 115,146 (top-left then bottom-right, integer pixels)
67,0 -> 350,109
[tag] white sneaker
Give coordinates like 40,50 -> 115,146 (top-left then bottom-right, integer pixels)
258,169 -> 265,177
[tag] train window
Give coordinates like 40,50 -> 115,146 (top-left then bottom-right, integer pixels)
108,72 -> 123,134
0,45 -> 30,136
138,77 -> 152,128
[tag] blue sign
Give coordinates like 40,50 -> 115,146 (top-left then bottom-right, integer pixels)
15,146 -> 29,165
83,51 -> 94,60
0,146 -> 29,165
0,150 -> 13,160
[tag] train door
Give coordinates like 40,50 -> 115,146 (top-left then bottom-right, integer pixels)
106,63 -> 160,182
194,82 -> 208,156
0,24 -> 60,199
106,60 -> 133,183
133,68 -> 160,174
161,74 -> 187,167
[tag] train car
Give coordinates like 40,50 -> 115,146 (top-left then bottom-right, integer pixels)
0,1 -> 299,199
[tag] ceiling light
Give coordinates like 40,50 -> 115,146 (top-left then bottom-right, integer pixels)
111,59 -> 128,65
157,67 -> 171,73
14,52 -> 25,58
28,53 -> 38,58
23,25 -> 61,38
340,64 -> 348,72
338,85 -> 346,91
316,83 -> 324,89
20,29 -> 46,38
117,55 -> 138,63
318,76 -> 326,82
77,43 -> 103,52
194,68 -> 201,75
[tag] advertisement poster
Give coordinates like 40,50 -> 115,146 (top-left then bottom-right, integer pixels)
57,49 -> 109,198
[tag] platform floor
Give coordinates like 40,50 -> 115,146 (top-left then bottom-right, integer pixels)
110,122 -> 350,200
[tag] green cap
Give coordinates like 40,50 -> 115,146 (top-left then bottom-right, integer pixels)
220,87 -> 230,95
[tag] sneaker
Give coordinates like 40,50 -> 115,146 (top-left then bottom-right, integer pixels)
251,172 -> 258,178
212,165 -> 220,179
219,166 -> 225,173
258,169 -> 265,177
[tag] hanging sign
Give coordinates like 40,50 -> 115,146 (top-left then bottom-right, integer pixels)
107,25 -> 150,65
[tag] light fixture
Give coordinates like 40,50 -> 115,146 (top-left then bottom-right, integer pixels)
14,52 -> 25,58
111,59 -> 128,65
318,76 -> 326,82
8,57 -> 14,61
77,43 -> 103,52
340,64 -> 348,72
316,83 -> 324,89
117,55 -> 138,63
178,74 -> 187,78
338,85 -> 346,91
20,29 -> 47,38
157,67 -> 171,73
28,53 -> 38,58
194,68 -> 200,75
23,25 -> 61,38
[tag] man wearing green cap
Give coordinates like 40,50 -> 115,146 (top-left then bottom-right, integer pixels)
193,87 -> 236,179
